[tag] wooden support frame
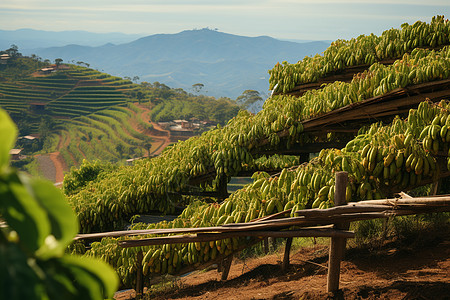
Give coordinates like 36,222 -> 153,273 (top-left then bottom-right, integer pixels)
263,237 -> 269,254
327,171 -> 349,294
221,255 -> 233,281
282,237 -> 293,272
135,250 -> 144,299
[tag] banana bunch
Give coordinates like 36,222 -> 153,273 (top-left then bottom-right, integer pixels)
70,45 -> 450,234
269,15 -> 450,94
86,199 -> 252,287
265,46 -> 450,124
83,99 -> 450,288
243,154 -> 302,171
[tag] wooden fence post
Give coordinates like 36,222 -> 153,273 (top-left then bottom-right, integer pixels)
221,255 -> 233,281
327,171 -> 349,295
136,250 -> 144,300
282,237 -> 293,272
218,175 -> 229,200
263,237 -> 269,254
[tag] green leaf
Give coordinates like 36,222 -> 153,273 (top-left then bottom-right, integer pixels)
0,171 -> 50,253
28,177 -> 78,259
36,258 -> 80,300
0,109 -> 17,171
60,255 -> 119,300
0,242 -> 42,300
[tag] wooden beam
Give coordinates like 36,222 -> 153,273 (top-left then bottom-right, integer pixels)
118,228 -> 356,248
135,251 -> 144,300
263,237 -> 269,254
257,141 -> 348,156
221,255 -> 233,281
170,190 -> 230,198
282,237 -> 293,272
74,196 -> 450,241
327,171 -> 349,294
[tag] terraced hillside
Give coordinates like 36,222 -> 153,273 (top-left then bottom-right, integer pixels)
0,64 -> 150,177
1,60 -> 240,181
0,66 -> 136,122
55,103 -> 156,171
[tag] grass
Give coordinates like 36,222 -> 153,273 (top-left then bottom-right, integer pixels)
349,212 -> 450,250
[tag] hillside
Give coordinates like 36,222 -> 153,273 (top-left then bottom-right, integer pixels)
24,29 -> 330,98
0,57 -> 240,179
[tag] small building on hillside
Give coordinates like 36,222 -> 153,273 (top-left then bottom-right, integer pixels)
40,67 -> 55,74
9,149 -> 22,160
40,64 -> 70,74
18,135 -> 39,144
0,54 -> 11,65
29,102 -> 47,113
169,124 -> 194,136
173,119 -> 196,129
157,122 -> 173,130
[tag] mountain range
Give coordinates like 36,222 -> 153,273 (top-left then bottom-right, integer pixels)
4,28 -> 329,99
0,29 -> 143,49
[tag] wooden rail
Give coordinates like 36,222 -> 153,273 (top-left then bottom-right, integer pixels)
75,172 -> 450,297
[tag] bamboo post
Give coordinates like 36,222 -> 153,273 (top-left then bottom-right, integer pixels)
263,237 -> 269,254
221,255 -> 233,281
327,171 -> 349,295
430,180 -> 439,196
136,250 -> 144,299
218,175 -> 229,200
282,237 -> 293,272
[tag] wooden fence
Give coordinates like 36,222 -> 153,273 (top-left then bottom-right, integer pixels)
75,171 -> 450,298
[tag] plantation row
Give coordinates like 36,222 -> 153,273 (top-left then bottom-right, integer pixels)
0,65 -> 138,122
65,67 -> 135,90
0,81 -> 60,116
53,104 -> 154,169
115,104 -> 153,131
83,99 -> 450,287
269,15 -> 450,93
65,45 -> 450,236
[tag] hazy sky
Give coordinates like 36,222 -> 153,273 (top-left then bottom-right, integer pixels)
1,0 -> 450,40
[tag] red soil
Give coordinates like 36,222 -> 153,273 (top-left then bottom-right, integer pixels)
115,234 -> 450,300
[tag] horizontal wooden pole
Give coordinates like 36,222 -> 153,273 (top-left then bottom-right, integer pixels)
351,196 -> 450,206
74,198 -> 449,241
169,190 -> 230,198
118,228 -> 355,248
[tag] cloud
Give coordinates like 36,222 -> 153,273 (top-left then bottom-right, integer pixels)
0,0 -> 448,39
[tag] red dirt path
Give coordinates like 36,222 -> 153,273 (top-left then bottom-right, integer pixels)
115,233 -> 450,300
39,103 -> 175,182
134,103 -> 171,156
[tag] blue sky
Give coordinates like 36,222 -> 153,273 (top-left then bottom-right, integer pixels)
1,0 -> 450,40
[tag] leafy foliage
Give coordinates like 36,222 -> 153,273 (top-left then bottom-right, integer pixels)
0,109 -> 118,300
63,159 -> 116,195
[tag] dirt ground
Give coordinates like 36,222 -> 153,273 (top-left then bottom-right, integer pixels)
116,232 -> 449,300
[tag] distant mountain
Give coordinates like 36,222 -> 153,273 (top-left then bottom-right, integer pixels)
0,29 -> 143,49
22,28 -> 329,98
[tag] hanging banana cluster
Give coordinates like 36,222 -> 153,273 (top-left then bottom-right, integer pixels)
269,15 -> 450,94
69,45 -> 450,234
245,154 -> 302,171
83,99 -> 450,288
264,46 -> 450,122
86,200 -> 252,287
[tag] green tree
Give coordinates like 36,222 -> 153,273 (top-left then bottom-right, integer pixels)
235,90 -> 263,108
0,109 -> 118,299
55,58 -> 63,69
192,83 -> 204,94
38,116 -> 55,148
6,44 -> 20,58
